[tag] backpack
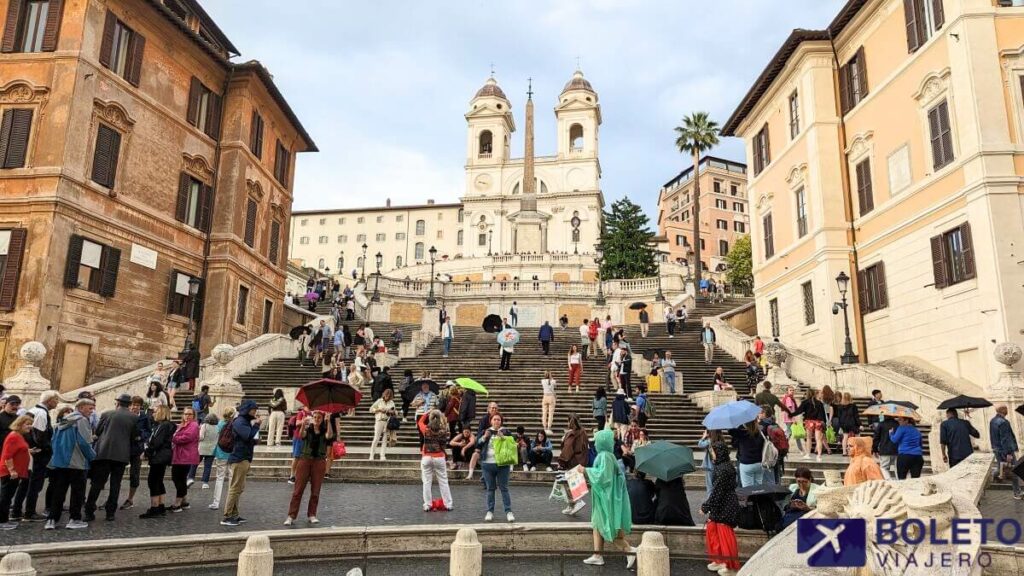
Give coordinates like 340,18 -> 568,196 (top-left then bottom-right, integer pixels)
436,394 -> 448,414
192,396 -> 203,412
766,425 -> 789,455
217,418 -> 236,453
761,431 -> 779,469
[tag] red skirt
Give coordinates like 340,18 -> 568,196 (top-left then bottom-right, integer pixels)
705,520 -> 740,570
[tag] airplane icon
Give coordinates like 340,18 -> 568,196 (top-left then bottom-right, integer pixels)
804,523 -> 847,558
797,518 -> 866,567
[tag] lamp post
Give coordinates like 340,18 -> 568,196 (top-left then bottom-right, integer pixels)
594,248 -> 606,306
571,213 -> 581,255
183,276 -> 202,353
426,246 -> 438,306
834,271 -> 859,364
655,251 -> 665,302
360,242 -> 368,282
371,251 -> 383,302
488,229 -> 493,256
338,251 -> 344,276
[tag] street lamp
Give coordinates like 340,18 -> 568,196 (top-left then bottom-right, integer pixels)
360,242 -> 368,282
655,251 -> 665,302
594,248 -> 606,306
371,251 -> 383,302
338,251 -> 345,275
183,276 -> 202,353
488,229 -> 493,256
833,271 -> 859,364
571,213 -> 581,255
426,246 -> 438,306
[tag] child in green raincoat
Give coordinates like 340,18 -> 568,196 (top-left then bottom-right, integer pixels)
579,427 -> 636,568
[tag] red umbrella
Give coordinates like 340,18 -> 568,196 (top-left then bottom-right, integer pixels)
297,379 -> 362,413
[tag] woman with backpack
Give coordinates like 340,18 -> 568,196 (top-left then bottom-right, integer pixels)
140,406 -> 175,518
169,407 -> 200,512
208,406 -> 235,510
728,420 -> 765,488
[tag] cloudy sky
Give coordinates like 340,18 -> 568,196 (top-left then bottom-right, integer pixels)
204,0 -> 845,219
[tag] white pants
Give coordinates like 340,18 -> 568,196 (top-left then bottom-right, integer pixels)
211,458 -> 232,507
369,419 -> 388,459
541,395 -> 556,430
268,411 -> 286,446
878,455 -> 896,480
420,456 -> 453,509
703,342 -> 714,362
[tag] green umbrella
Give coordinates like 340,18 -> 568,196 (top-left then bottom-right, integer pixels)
634,440 -> 696,482
455,377 -> 489,396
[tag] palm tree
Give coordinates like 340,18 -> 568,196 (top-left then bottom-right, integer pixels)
674,112 -> 720,300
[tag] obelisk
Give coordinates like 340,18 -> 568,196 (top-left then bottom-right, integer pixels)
521,79 -> 537,212
511,78 -> 545,253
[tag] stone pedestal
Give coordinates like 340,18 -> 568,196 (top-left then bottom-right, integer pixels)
237,535 -> 273,576
636,531 -> 670,576
204,344 -> 244,417
691,390 -> 737,411
0,553 -> 36,576
986,342 -> 1024,447
449,527 -> 482,576
365,300 -> 388,323
421,305 -> 441,337
1,342 -> 51,406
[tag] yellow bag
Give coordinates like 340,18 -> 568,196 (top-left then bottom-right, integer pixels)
646,375 -> 662,393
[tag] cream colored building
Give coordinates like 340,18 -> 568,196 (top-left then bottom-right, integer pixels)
722,0 -> 1024,386
289,70 -> 605,278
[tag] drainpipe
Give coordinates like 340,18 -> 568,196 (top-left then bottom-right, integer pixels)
196,64 -> 235,352
828,31 -> 868,363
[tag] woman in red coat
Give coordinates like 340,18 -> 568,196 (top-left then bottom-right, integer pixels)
1,415 -> 34,530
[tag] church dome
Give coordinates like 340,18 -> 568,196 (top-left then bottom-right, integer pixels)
474,76 -> 508,100
561,70 -> 595,95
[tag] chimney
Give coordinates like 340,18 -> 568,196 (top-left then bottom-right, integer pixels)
386,198 -> 391,207
427,199 -> 435,205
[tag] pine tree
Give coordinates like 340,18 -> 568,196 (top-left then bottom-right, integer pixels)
724,235 -> 753,295
598,198 -> 659,279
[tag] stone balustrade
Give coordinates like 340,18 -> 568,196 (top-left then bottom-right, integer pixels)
690,389 -> 737,411
373,274 -> 687,300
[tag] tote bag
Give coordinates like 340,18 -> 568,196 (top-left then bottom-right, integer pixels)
790,420 -> 806,440
492,436 -> 519,467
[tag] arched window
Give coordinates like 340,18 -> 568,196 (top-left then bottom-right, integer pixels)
457,230 -> 464,245
512,182 -> 520,195
317,258 -> 325,269
356,256 -> 364,268
337,256 -> 344,271
396,255 -> 403,268
458,209 -> 464,223
478,130 -> 493,156
511,179 -> 546,195
540,180 -> 548,194
415,242 -> 424,260
415,220 -> 425,235
569,124 -> 584,151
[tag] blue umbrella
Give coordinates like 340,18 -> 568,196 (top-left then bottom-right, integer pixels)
497,328 -> 520,347
702,400 -> 762,430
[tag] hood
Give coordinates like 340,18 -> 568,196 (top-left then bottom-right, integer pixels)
850,436 -> 873,457
238,400 -> 258,415
594,428 -> 615,454
711,441 -> 732,465
58,412 -> 85,430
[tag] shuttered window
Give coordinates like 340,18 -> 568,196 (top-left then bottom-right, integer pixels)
2,0 -> 63,53
930,222 -> 975,289
762,213 -> 775,259
64,234 -> 120,297
0,108 -> 33,168
855,159 -> 874,216
166,270 -> 197,317
0,228 -> 27,310
904,0 -> 945,53
858,262 -> 888,314
795,187 -> 808,238
801,281 -> 815,325
98,11 -> 144,86
235,285 -> 249,325
928,100 -> 954,170
769,298 -> 780,338
788,90 -> 800,139
186,77 -> 221,139
752,124 -> 770,175
249,111 -> 264,159
244,198 -> 257,248
261,299 -> 273,334
268,220 -> 281,265
273,140 -> 290,185
175,173 -> 212,232
90,124 -> 121,188
839,47 -> 869,114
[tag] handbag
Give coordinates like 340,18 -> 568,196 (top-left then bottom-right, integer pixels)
825,425 -> 837,445
549,479 -> 570,504
332,441 -> 347,459
790,420 -> 806,440
492,435 -> 519,467
386,415 -> 402,431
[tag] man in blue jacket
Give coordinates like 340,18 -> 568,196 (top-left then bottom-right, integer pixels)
46,398 -> 96,530
538,321 -> 554,356
221,399 -> 261,526
990,405 -> 1021,499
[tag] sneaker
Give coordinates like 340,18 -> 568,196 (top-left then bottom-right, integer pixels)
9,515 -> 21,522
627,555 -> 636,569
546,467 -> 553,472
139,507 -> 163,519
561,504 -> 573,515
484,512 -> 493,522
22,513 -> 41,522
120,499 -> 134,510
567,500 -> 587,516
168,505 -> 183,513
506,512 -> 515,523
1014,493 -> 1024,500
0,522 -> 18,530
583,555 -> 605,566
237,517 -> 248,524
283,516 -> 294,526
718,569 -> 736,576
202,484 -> 210,490
522,465 -> 529,472
208,502 -> 220,510
44,520 -> 56,530
309,517 -> 319,524
707,562 -> 726,571
180,502 -> 191,510
220,517 -> 240,527
288,477 -> 296,485
186,479 -> 195,487
423,504 -> 431,512
65,520 -> 88,530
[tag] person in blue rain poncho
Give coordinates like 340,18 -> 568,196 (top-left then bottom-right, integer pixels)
580,427 -> 637,568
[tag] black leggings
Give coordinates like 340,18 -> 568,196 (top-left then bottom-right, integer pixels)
171,464 -> 191,499
147,464 -> 167,498
896,454 -> 924,479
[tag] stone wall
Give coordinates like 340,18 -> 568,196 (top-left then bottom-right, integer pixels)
453,304 -> 487,327
389,302 -> 424,324
558,304 -> 592,326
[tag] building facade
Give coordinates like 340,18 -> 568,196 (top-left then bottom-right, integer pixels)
289,70 -> 605,278
722,0 -> 1024,386
657,156 -> 750,273
0,0 -> 314,387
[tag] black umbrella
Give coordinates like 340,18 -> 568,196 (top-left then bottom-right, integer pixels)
412,378 -> 440,394
482,314 -> 504,334
1015,404 -> 1024,418
937,395 -> 992,410
289,325 -> 312,339
628,302 -> 648,310
736,484 -> 792,502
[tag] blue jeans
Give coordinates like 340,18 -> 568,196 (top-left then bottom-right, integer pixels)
481,463 -> 512,513
738,462 -> 764,487
187,455 -> 215,482
663,372 -> 676,394
444,337 -> 452,356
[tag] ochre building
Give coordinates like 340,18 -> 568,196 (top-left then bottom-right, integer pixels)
0,0 -> 315,388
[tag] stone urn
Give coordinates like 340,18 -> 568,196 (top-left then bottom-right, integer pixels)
204,344 -> 243,416
763,341 -> 788,367
992,342 -> 1023,393
1,341 -> 52,403
994,342 -> 1022,369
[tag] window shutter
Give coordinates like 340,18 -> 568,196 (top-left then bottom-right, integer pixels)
99,11 -> 115,68
107,128 -> 121,184
0,228 -> 27,310
249,111 -> 262,157
41,0 -> 64,51
903,0 -> 921,53
839,63 -> 851,115
937,101 -> 953,167
99,245 -> 121,297
244,199 -> 257,247
856,160 -> 874,215
166,270 -> 178,313
856,47 -> 868,99
0,109 -> 13,166
3,109 -> 33,168
199,184 -> 213,233
932,0 -> 945,30
930,234 -> 947,289
875,262 -> 888,309
269,220 -> 280,265
175,173 -> 190,223
959,222 -> 976,280
206,91 -> 222,139
763,124 -> 771,166
857,269 -> 870,314
64,234 -> 84,288
91,126 -> 113,187
187,77 -> 201,126
1,0 -> 23,53
928,106 -> 942,170
126,32 -> 145,87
